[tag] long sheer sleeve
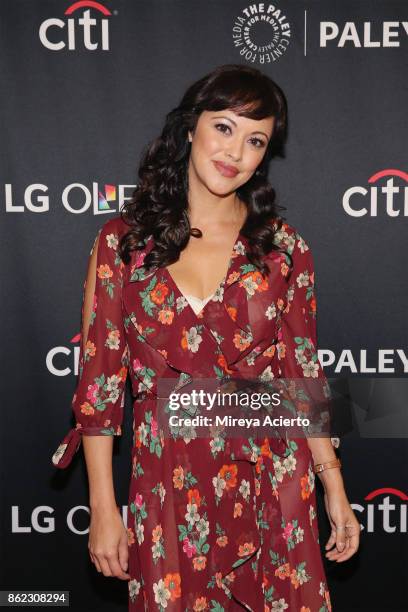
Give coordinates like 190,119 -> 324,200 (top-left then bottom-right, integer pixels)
51,218 -> 130,469
277,228 -> 339,446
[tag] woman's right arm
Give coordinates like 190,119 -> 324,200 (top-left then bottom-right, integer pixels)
81,232 -> 130,580
51,218 -> 131,579
84,436 -> 130,579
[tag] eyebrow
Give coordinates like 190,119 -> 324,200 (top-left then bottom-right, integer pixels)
211,115 -> 270,140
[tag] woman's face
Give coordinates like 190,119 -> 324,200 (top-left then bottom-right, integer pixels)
187,108 -> 275,196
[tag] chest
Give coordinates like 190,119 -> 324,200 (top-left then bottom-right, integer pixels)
165,233 -> 240,301
121,238 -> 289,385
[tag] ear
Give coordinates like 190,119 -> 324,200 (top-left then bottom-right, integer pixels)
188,131 -> 193,142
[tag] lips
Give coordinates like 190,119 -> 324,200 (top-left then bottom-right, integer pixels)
212,160 -> 239,178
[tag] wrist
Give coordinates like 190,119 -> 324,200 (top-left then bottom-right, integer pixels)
316,467 -> 345,493
90,497 -> 118,513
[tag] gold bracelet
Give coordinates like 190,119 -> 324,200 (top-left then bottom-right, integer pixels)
313,458 -> 342,474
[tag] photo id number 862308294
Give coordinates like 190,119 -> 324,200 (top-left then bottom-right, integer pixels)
0,591 -> 69,607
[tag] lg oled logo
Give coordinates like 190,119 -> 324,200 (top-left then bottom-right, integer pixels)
4,182 -> 135,214
39,1 -> 113,51
11,505 -> 128,534
343,169 -> 408,217
352,488 -> 407,533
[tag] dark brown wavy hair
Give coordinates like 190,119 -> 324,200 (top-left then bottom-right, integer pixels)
119,63 -> 289,277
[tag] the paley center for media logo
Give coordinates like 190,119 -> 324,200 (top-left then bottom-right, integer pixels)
232,3 -> 291,64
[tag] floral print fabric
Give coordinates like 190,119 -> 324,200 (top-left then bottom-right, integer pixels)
52,216 -> 334,611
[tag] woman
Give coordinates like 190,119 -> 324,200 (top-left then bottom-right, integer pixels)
52,64 -> 360,611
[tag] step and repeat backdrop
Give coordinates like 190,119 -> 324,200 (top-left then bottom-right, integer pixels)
1,1 -> 407,610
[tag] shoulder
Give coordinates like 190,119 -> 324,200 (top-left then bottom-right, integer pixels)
92,215 -> 130,275
96,215 -> 131,242
92,215 -> 130,255
271,219 -> 313,262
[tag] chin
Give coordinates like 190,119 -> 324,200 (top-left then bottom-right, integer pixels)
204,179 -> 238,197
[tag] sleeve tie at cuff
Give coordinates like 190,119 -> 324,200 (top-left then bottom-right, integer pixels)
51,427 -> 83,469
51,425 -> 122,469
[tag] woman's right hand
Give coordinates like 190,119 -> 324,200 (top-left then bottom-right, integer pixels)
88,506 -> 131,580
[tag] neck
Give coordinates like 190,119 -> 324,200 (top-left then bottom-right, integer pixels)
186,165 -> 246,229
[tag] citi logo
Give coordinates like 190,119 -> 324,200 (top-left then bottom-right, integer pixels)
39,1 -> 112,51
352,488 -> 407,533
343,169 -> 408,217
46,334 -> 81,377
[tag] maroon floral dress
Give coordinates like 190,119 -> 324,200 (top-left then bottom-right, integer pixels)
52,215 -> 335,612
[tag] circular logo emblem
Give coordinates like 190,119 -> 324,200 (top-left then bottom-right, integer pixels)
232,3 -> 291,64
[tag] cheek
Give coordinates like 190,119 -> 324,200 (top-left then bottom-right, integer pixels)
196,125 -> 225,152
244,150 -> 265,171
201,134 -> 223,156
191,135 -> 222,167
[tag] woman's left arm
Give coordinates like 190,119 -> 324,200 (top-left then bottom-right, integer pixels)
279,226 -> 360,562
314,443 -> 361,563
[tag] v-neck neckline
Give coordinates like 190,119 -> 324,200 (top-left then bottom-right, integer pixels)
164,228 -> 244,319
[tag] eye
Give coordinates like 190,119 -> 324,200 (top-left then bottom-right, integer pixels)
214,123 -> 266,149
249,137 -> 266,149
214,123 -> 231,135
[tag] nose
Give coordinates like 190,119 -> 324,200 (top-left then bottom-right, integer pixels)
225,137 -> 243,162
